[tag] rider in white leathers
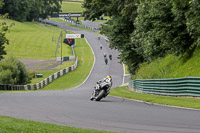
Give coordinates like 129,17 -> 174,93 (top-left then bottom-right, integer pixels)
90,76 -> 112,100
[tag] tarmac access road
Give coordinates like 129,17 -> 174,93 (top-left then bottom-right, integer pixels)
0,21 -> 200,133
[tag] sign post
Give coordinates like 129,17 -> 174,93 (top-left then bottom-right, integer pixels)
61,30 -> 63,64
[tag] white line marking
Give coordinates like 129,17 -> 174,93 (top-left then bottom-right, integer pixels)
122,63 -> 125,85
111,95 -> 200,111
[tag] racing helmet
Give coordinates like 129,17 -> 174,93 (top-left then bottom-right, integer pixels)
106,75 -> 111,79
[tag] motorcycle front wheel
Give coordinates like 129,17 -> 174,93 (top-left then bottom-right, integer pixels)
95,90 -> 105,101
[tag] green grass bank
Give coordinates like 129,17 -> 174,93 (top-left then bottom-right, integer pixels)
132,46 -> 200,79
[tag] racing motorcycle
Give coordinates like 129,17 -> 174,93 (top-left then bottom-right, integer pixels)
90,76 -> 112,101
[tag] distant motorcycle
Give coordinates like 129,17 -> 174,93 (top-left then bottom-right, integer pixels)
109,54 -> 112,60
104,57 -> 108,64
90,76 -> 112,101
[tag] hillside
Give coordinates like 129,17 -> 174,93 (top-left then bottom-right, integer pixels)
0,19 -> 72,59
132,47 -> 200,79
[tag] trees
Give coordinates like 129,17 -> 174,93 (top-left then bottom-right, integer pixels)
184,0 -> 200,49
40,0 -> 63,19
132,0 -> 193,61
0,57 -> 31,85
0,21 -> 9,60
83,0 -> 200,75
0,0 -> 3,9
1,0 -> 31,21
0,0 -> 11,60
0,0 -> 63,22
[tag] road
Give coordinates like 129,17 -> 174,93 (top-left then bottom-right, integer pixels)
0,21 -> 200,133
81,20 -> 103,29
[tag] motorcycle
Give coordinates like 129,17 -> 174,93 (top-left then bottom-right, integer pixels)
90,76 -> 112,101
109,54 -> 112,60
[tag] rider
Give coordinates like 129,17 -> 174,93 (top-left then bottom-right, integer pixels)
104,53 -> 108,64
109,54 -> 112,60
90,76 -> 112,100
97,75 -> 112,85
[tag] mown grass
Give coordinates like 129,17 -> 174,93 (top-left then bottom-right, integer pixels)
40,38 -> 94,90
0,115 -> 115,133
61,1 -> 83,13
1,19 -> 72,59
110,86 -> 200,110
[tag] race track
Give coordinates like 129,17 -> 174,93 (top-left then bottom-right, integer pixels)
0,21 -> 200,133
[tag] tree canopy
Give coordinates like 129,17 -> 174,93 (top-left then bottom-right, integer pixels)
0,57 -> 31,85
83,0 -> 200,75
0,0 -> 12,60
0,0 -> 63,21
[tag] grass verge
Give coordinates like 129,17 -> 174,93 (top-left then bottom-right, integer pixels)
110,86 -> 200,110
0,115 -> 115,133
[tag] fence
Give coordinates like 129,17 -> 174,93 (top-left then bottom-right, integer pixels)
129,77 -> 200,97
0,57 -> 78,91
39,18 -> 100,33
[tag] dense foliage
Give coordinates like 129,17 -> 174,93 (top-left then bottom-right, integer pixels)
0,0 -> 63,21
83,0 -> 200,75
0,0 -> 12,60
0,57 -> 31,85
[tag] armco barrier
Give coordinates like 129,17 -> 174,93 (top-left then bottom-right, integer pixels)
0,57 -> 78,91
129,77 -> 200,97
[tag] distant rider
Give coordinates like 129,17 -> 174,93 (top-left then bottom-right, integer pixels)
104,53 -> 108,64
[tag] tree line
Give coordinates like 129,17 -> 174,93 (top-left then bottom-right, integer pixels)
83,0 -> 200,75
0,0 -> 63,22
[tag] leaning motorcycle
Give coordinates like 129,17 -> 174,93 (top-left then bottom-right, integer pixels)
90,77 -> 112,101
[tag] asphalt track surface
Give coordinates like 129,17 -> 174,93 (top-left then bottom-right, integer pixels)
1,21 -> 200,133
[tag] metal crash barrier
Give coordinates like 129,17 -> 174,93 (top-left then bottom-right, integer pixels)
129,77 -> 200,97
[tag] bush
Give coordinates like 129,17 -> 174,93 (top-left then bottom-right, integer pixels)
0,57 -> 31,85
